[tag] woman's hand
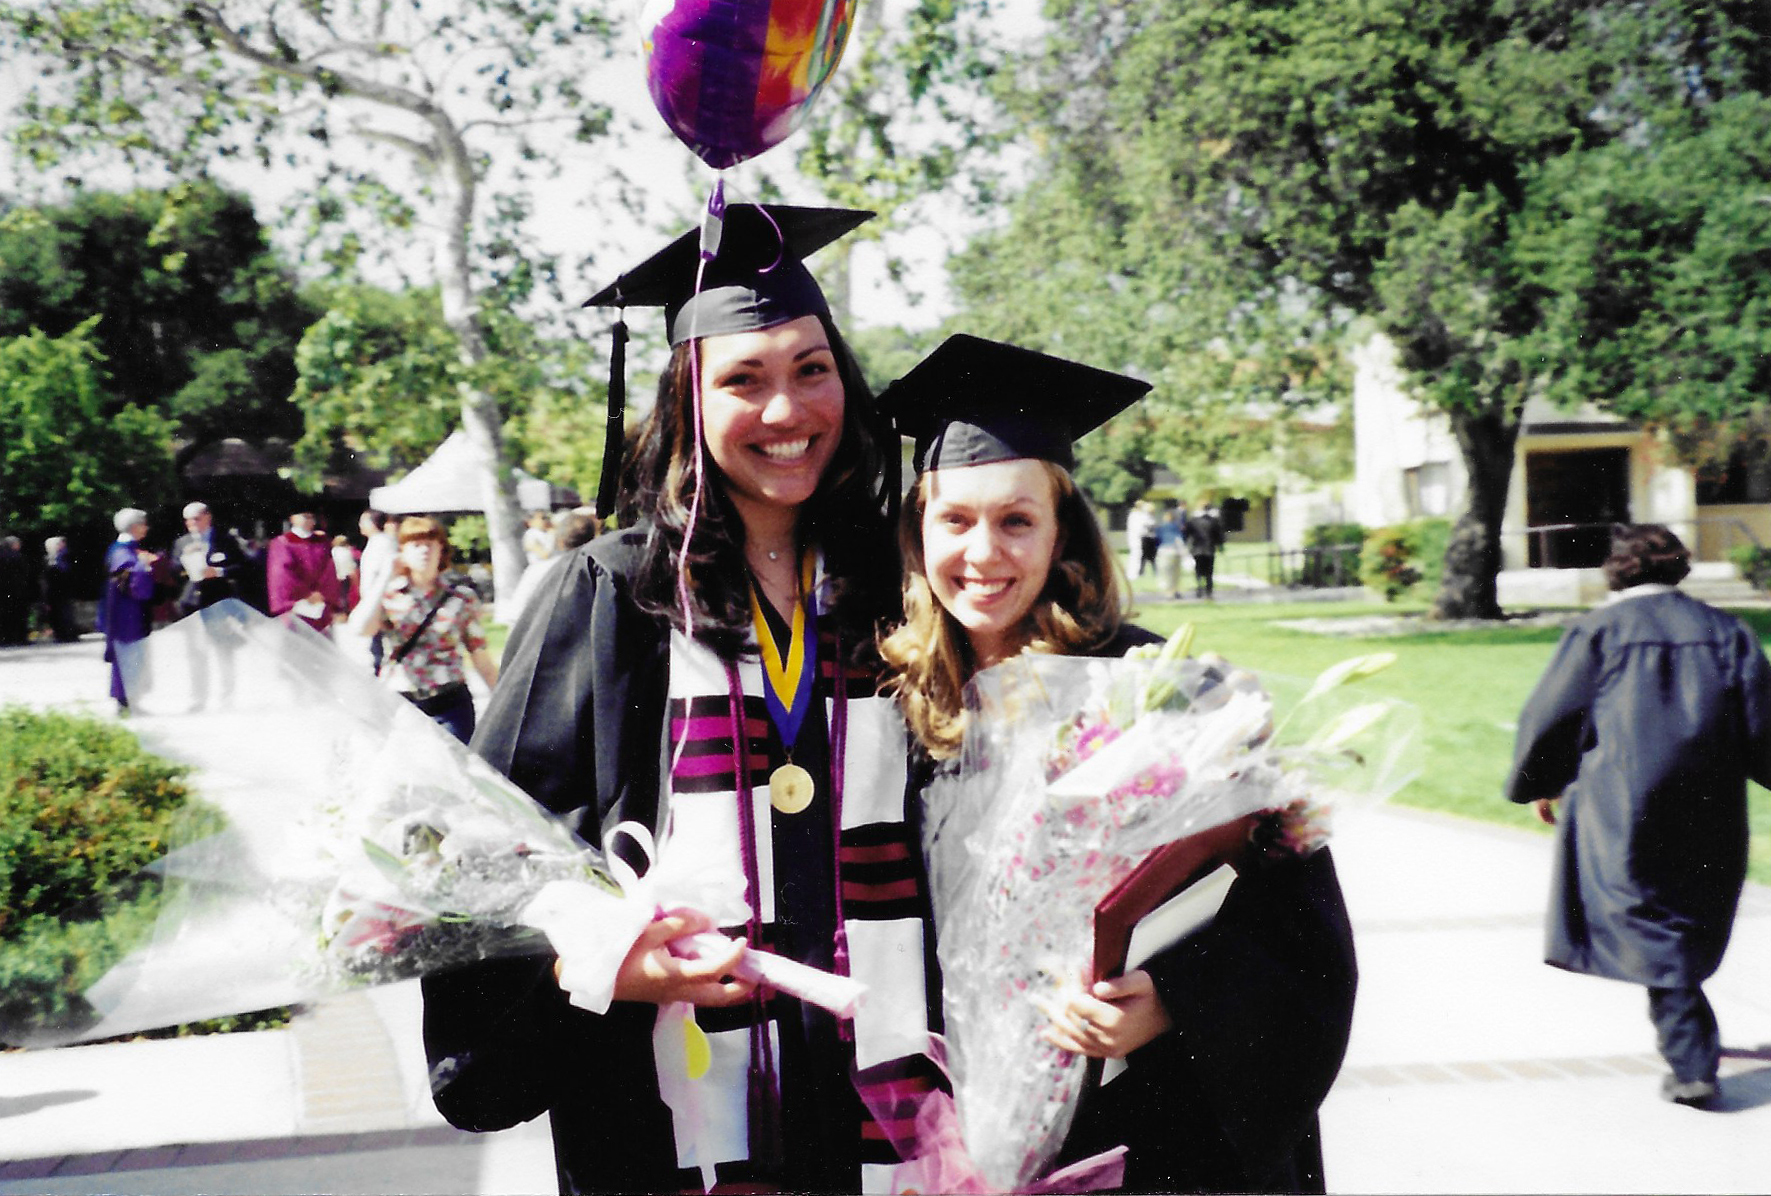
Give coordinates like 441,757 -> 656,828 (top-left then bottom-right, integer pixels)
593,909 -> 758,1008
1037,969 -> 1173,1059
1533,796 -> 1560,826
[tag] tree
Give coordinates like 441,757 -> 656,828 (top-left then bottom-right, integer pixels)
1518,92 -> 1771,466
0,320 -> 175,540
2,1 -> 624,597
947,0 -> 1769,617
0,182 -> 315,457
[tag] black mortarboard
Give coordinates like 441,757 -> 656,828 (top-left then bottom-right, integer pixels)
584,201 -> 873,516
880,334 -> 1152,474
585,203 -> 873,345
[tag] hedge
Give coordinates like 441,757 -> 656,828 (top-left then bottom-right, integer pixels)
0,708 -> 285,1043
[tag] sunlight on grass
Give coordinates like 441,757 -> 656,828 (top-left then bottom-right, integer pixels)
1132,598 -> 1771,885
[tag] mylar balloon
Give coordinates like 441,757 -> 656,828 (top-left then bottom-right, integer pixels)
641,0 -> 857,170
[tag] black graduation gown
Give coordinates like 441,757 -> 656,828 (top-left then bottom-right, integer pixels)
420,528 -> 879,1193
1050,627 -> 1359,1193
1506,588 -> 1771,988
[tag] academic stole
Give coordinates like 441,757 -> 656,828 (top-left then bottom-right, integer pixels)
750,553 -> 818,815
659,570 -> 940,1193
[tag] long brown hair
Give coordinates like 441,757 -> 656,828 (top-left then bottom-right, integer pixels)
881,461 -> 1128,758
616,315 -> 898,660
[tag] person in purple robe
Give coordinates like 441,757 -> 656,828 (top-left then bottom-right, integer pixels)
98,508 -> 160,707
265,510 -> 342,636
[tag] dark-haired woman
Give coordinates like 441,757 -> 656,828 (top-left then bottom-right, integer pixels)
420,207 -> 939,1194
879,335 -> 1357,1194
1509,523 -> 1771,1108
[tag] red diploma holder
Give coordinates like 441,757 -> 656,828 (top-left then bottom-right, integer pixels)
1091,814 -> 1260,984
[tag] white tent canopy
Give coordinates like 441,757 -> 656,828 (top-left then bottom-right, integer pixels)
368,430 -> 579,515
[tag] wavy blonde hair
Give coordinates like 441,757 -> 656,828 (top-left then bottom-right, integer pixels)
880,461 -> 1129,759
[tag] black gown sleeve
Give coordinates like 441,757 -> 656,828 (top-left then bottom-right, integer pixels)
1134,848 -> 1357,1190
423,537 -> 667,1134
1733,620 -> 1771,791
1506,622 -> 1603,803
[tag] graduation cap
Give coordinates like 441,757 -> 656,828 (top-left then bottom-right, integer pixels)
880,334 -> 1152,475
584,202 -> 874,516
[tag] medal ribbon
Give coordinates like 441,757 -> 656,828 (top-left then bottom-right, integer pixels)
749,552 -> 818,751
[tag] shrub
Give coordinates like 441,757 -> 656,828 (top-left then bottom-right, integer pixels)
1729,543 -> 1771,591
1301,522 -> 1365,587
1361,525 -> 1423,602
0,708 -> 275,1043
1409,518 -> 1454,593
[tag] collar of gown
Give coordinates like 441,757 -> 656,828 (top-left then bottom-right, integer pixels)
1607,582 -> 1678,604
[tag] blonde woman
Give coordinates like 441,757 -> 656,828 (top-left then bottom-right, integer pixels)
881,335 -> 1357,1194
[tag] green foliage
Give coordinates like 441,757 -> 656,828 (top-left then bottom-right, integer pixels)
0,321 -> 175,540
946,0 -> 1771,619
1361,526 -> 1424,603
0,182 -> 316,448
447,516 -> 490,562
0,707 -> 216,1041
1729,544 -> 1771,592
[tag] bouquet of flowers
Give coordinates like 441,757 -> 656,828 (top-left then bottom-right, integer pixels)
918,628 -> 1416,1191
0,600 -> 856,1049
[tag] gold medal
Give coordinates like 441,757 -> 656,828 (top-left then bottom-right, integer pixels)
769,762 -> 816,814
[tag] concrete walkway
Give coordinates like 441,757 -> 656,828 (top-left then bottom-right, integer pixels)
4,636 -> 1770,1192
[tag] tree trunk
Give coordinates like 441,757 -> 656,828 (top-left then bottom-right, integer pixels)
1430,405 -> 1520,620
432,117 -> 527,609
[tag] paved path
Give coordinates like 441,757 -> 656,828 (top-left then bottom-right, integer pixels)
4,636 -> 1770,1192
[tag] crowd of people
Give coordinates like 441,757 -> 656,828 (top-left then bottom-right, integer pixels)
1124,498 -> 1227,600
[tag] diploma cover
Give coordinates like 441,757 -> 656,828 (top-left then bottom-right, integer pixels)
1091,814 -> 1260,984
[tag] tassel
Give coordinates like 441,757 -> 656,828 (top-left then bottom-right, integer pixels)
596,316 -> 628,520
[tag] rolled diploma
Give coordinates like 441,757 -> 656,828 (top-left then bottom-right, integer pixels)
678,931 -> 866,1019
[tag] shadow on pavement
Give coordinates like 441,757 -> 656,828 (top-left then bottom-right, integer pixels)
0,1090 -> 98,1119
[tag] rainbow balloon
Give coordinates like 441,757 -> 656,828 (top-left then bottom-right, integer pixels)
641,0 -> 857,170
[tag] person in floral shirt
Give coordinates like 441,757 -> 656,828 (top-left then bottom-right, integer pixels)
348,516 -> 498,743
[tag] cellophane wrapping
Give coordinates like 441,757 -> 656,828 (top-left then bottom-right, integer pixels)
920,636 -> 1417,1190
0,599 -> 615,1047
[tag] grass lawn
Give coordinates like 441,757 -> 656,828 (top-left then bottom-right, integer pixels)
1129,596 -> 1771,885
489,594 -> 1771,885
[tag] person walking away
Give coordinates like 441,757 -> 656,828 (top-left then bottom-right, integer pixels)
42,536 -> 80,643
349,516 -> 496,744
1185,503 -> 1226,599
171,501 -> 251,615
1155,504 -> 1187,598
1124,501 -> 1154,580
98,508 -> 160,707
266,510 -> 341,636
0,535 -> 29,645
331,533 -> 361,608
1507,523 -> 1771,1108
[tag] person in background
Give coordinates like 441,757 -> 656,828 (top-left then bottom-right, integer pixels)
99,508 -> 159,707
521,509 -> 555,566
349,516 -> 496,743
879,335 -> 1356,1193
1508,523 -> 1771,1108
1154,503 -> 1187,599
0,534 -> 29,645
498,507 -> 602,629
1185,502 -> 1226,600
332,533 -> 361,609
171,501 -> 251,615
266,510 -> 341,636
354,510 -> 399,673
1124,500 -> 1154,580
42,536 -> 80,643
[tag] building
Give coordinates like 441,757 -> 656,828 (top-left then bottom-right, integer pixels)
1350,334 -> 1763,604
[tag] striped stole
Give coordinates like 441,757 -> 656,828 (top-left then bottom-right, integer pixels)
661,588 -> 939,1192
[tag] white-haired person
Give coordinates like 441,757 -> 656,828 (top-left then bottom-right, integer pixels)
99,507 -> 160,707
